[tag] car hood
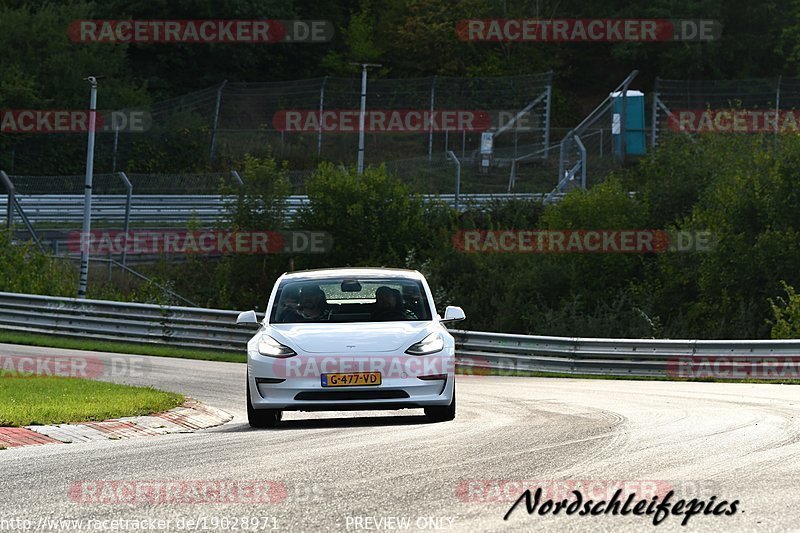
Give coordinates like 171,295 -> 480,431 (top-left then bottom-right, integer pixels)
269,322 -> 434,353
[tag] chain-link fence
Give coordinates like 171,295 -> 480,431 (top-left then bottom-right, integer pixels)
652,77 -> 800,145
215,74 -> 553,167
2,73 -> 553,179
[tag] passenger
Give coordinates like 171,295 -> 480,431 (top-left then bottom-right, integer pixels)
371,286 -> 407,321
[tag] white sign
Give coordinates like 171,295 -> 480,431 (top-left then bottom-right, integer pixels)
480,132 -> 494,154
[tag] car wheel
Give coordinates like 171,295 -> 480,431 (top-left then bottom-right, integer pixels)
247,373 -> 282,428
424,385 -> 456,422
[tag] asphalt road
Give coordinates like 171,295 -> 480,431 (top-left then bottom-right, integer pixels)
1,342 -> 799,532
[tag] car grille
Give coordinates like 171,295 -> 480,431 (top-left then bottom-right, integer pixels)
294,390 -> 410,401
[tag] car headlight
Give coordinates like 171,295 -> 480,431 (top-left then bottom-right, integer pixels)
257,335 -> 297,358
406,333 -> 444,356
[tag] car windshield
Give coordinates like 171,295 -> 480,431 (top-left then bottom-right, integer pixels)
269,277 -> 432,324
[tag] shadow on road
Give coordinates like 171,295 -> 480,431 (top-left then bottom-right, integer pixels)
276,414 -> 431,430
213,413 -> 432,431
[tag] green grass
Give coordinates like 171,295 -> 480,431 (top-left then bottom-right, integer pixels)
0,374 -> 184,427
0,330 -> 245,363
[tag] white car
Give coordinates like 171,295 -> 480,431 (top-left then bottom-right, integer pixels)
236,267 -> 465,427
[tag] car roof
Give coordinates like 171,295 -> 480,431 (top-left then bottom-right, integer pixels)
280,267 -> 424,281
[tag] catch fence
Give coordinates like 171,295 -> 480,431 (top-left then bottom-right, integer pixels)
652,77 -> 800,144
2,73 -> 554,180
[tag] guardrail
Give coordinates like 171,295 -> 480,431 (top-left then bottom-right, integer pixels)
455,330 -> 800,377
0,193 -> 561,225
0,291 -> 797,378
0,292 -> 252,352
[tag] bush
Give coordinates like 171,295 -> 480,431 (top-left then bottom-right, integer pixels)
769,281 -> 800,339
295,163 -> 443,268
0,232 -> 75,295
13,133 -> 800,341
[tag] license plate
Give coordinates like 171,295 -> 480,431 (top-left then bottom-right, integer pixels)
321,372 -> 381,387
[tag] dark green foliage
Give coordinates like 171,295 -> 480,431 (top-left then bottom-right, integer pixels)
0,232 -> 76,296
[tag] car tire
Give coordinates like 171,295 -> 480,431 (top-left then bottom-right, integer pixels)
424,385 -> 456,422
247,374 -> 282,428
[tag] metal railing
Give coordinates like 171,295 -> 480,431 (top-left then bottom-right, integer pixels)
551,70 -> 639,201
0,291 -> 796,378
0,292 -> 248,352
0,193 -> 561,226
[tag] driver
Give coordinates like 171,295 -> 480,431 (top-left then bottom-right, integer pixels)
298,286 -> 331,321
371,286 -> 407,321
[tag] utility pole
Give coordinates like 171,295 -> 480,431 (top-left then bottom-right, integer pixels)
78,76 -> 101,298
350,62 -> 381,174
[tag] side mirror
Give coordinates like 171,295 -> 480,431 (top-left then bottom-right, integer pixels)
441,305 -> 466,323
236,310 -> 260,326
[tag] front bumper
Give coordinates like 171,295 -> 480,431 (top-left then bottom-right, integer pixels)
247,352 -> 455,411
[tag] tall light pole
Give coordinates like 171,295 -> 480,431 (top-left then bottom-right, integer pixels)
78,76 -> 101,299
350,62 -> 381,175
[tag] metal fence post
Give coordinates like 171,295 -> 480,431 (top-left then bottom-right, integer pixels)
118,172 -> 132,268
354,63 -> 382,174
0,171 -> 14,230
112,123 -> 120,172
209,80 -> 228,164
775,76 -> 782,138
317,76 -> 328,158
78,76 -> 99,299
543,71 -> 553,159
428,75 -> 437,162
575,135 -> 587,189
447,150 -> 461,209
231,170 -> 244,187
513,120 -> 519,160
620,86 -> 628,162
651,78 -> 660,148
0,173 -> 43,252
558,135 -> 568,185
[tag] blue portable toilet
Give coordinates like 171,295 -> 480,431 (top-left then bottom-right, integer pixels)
610,90 -> 645,157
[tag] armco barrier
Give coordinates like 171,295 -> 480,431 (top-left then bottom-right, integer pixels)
0,193 -> 559,225
0,292 -> 797,377
0,292 -> 256,352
